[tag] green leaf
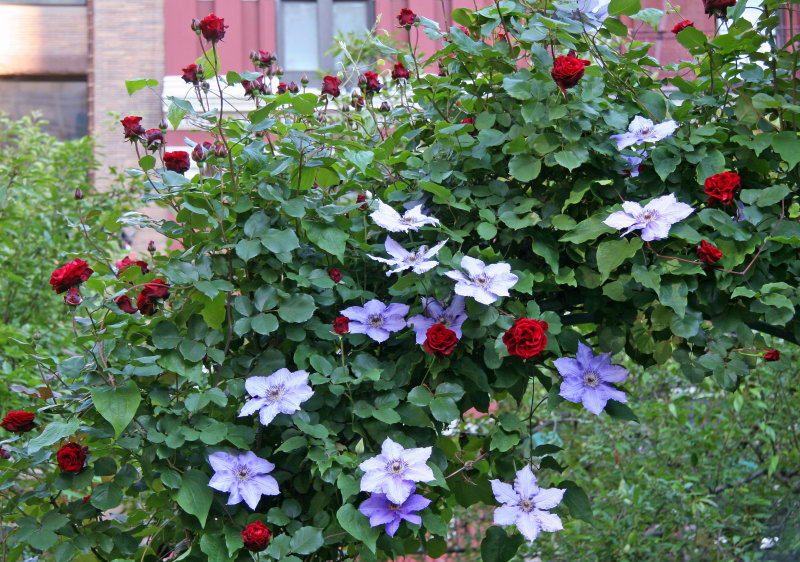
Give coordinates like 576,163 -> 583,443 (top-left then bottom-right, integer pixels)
125,78 -> 159,95
605,399 -> 638,421
508,154 -> 541,182
651,146 -> 680,180
27,419 -> 80,453
420,180 -> 452,200
559,216 -> 615,244
92,380 -> 141,437
262,229 -> 300,254
28,530 -> 58,551
480,526 -> 524,562
337,504 -> 380,553
609,0 -> 641,16
289,526 -> 324,555
278,294 -> 317,323
771,131 -> 800,170
631,8 -> 663,30
195,49 -> 218,79
90,481 -> 123,510
659,281 -> 688,317
596,238 -> 643,282
342,149 -> 374,172
252,313 -> 279,335
303,221 -> 349,260
429,397 -> 460,422
167,101 -> 188,130
236,239 -> 262,261
175,469 -> 213,527
558,480 -> 594,523
152,321 -> 181,349
200,534 -> 229,562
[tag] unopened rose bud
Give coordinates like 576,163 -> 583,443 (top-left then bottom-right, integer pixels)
341,103 -> 350,113
379,101 -> 391,113
147,240 -> 156,253
197,64 -> 205,77
33,331 -> 41,340
287,81 -> 299,94
158,120 -> 167,133
213,143 -> 228,158
275,66 -> 284,77
201,81 -> 210,92
300,74 -> 309,85
74,187 -> 84,200
191,18 -> 202,32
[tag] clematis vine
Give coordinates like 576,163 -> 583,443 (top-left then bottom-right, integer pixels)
340,299 -> 409,343
490,465 -> 565,544
610,115 -> 679,150
370,200 -> 440,232
239,368 -> 313,426
359,437 -> 434,504
603,193 -> 694,241
445,256 -> 519,305
208,451 -> 280,510
358,487 -> 431,536
367,237 -> 448,276
407,296 -> 467,344
554,342 -> 629,415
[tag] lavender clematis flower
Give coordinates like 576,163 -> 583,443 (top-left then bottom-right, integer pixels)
610,116 -> 679,150
407,296 -> 467,345
208,451 -> 280,510
239,368 -> 313,426
620,149 -> 647,178
555,342 -> 629,415
603,193 -> 694,242
341,299 -> 409,343
490,465 -> 565,544
367,237 -> 448,276
574,0 -> 610,29
358,488 -> 432,536
370,200 -> 440,232
445,256 -> 519,305
359,437 -> 435,504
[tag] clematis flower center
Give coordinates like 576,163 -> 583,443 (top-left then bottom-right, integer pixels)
435,315 -> 450,326
405,253 -> 423,265
518,498 -> 534,512
267,384 -> 285,402
473,273 -> 490,288
583,371 -> 600,387
388,502 -> 401,512
235,465 -> 253,482
639,209 -> 658,223
386,459 -> 407,476
368,314 -> 384,327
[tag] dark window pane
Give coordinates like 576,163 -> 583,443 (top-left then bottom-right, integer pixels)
0,79 -> 88,140
281,1 -> 320,71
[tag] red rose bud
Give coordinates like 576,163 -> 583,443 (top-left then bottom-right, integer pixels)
147,240 -> 157,253
242,521 -> 272,553
120,116 -> 144,141
164,151 -> 191,174
242,76 -> 267,98
251,49 -> 276,69
361,71 -> 382,94
114,295 -> 138,314
82,495 -> 91,503
64,287 -> 82,306
704,172 -> 741,206
287,81 -> 299,94
50,259 -> 93,294
333,316 -> 349,335
703,0 -> 736,17
696,240 -> 723,266
353,94 -> 365,109
301,74 -> 309,86
551,55 -> 591,91
321,76 -> 341,98
144,128 -> 164,151
672,20 -> 695,33
1,411 -> 36,433
199,13 -> 228,43
277,82 -> 287,95
190,18 -> 202,32
192,141 -> 213,162
56,442 -> 88,474
424,324 -> 459,356
0,447 -> 10,460
503,318 -> 548,359
74,187 -> 84,200
379,101 -> 391,113
328,268 -> 342,283
181,63 -> 200,84
274,66 -> 284,77
398,8 -> 416,27
764,349 -> 780,361
213,142 -> 228,158
201,80 -> 210,92
392,61 -> 411,81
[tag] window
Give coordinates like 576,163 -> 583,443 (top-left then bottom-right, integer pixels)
0,78 -> 88,140
277,0 -> 372,82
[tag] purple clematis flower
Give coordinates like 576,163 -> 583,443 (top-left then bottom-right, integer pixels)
445,256 -> 519,305
239,368 -> 313,426
490,465 -> 565,544
208,451 -> 280,510
370,200 -> 440,232
610,115 -> 679,150
358,487 -> 432,536
407,296 -> 467,345
603,193 -> 694,242
554,342 -> 629,415
341,299 -> 409,343
359,437 -> 435,504
367,237 -> 448,276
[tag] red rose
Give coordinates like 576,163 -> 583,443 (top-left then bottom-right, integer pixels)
703,0 -> 736,17
144,128 -> 164,151
764,349 -> 780,361
137,293 -> 156,316
120,116 -> 144,141
551,55 -> 591,91
361,71 -> 382,95
704,171 -> 741,206
50,259 -> 93,294
57,442 -> 88,473
328,269 -> 342,283
114,295 -> 138,314
696,240 -> 722,266
423,324 -> 459,356
356,194 -> 368,210
199,13 -> 228,43
242,76 -> 267,98
242,521 -> 272,552
250,50 -> 275,69
82,495 -> 91,503
1,411 -> 36,433
164,151 -> 191,174
321,76 -> 341,98
672,20 -> 695,33
503,318 -> 548,359
64,287 -> 82,306
137,279 -> 170,316
392,61 -> 411,81
181,63 -> 199,84
462,117 -> 477,136
116,256 -> 149,275
192,141 -> 213,162
333,316 -> 349,335
398,8 -> 416,27
0,447 -> 9,460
